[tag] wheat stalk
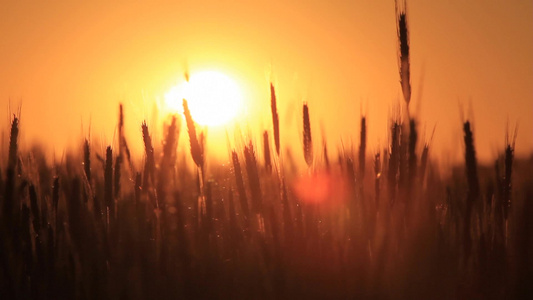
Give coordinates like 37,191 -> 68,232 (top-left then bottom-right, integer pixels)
388,122 -> 401,205
396,0 -> 411,106
142,121 -> 156,191
399,123 -> 408,192
464,121 -> 480,202
244,142 -> 262,215
420,143 -> 429,183
118,103 -> 124,157
407,119 -> 417,193
158,115 -> 179,204
183,99 -> 204,168
303,103 -> 313,167
232,150 -> 250,218
270,83 -> 280,156
374,152 -> 381,210
114,154 -> 121,200
8,115 -> 18,170
2,116 -> 18,226
323,141 -> 330,171
463,120 -> 479,262
263,131 -> 272,173
502,141 -> 514,220
359,116 -> 366,178
83,139 -> 91,183
104,146 -> 114,221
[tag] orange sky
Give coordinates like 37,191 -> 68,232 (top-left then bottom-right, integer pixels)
1,0 -> 532,165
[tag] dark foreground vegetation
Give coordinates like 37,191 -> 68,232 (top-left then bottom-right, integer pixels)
1,103 -> 532,300
1,3 -> 532,299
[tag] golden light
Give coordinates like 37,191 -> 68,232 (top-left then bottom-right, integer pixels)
164,71 -> 243,126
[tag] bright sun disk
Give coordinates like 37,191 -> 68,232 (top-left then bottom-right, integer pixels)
164,71 -> 243,126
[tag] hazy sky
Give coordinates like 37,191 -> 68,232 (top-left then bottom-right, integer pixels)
1,0 -> 531,165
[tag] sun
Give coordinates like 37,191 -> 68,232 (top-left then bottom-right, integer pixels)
164,71 -> 243,127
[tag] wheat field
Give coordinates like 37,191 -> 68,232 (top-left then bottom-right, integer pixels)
1,4 -> 532,300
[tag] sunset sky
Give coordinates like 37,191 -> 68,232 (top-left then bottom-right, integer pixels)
1,0 -> 531,165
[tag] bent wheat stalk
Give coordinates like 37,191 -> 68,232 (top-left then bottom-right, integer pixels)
183,99 -> 204,168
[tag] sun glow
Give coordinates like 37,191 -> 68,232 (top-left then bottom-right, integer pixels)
164,71 -> 243,126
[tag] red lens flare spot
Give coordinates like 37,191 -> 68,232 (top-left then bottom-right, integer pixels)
293,171 -> 347,205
